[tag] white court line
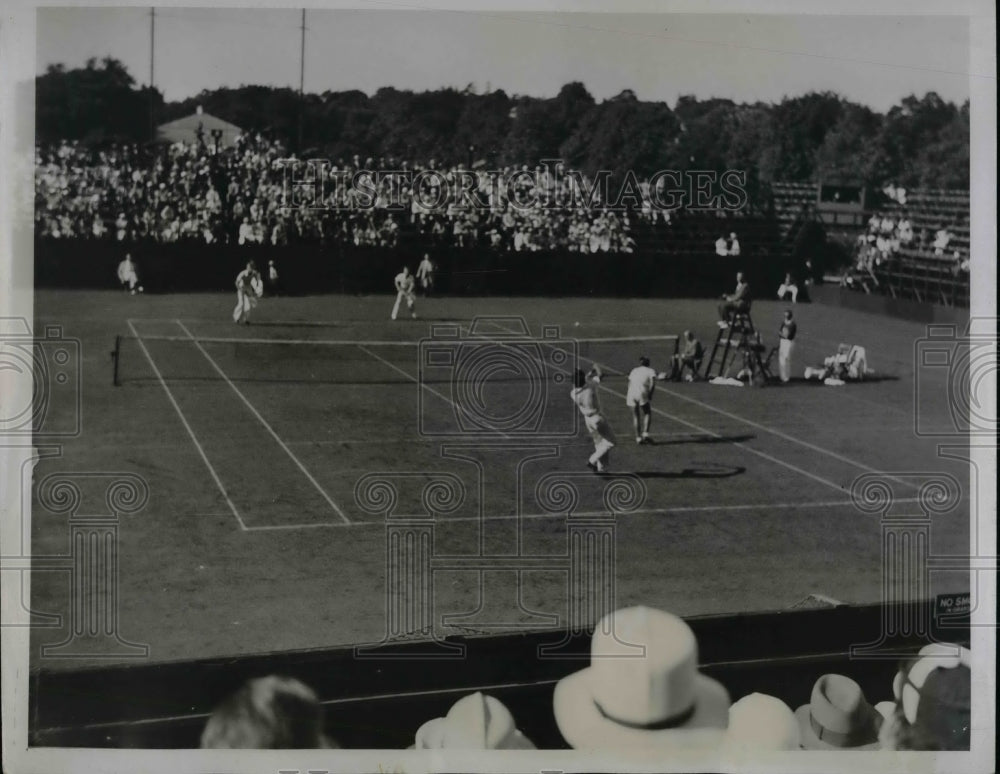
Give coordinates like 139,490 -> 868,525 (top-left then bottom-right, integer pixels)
484,320 -> 919,492
477,320 -> 847,494
175,320 -> 351,525
242,497 -> 929,531
356,344 -> 515,441
125,319 -> 247,531
123,333 -> 421,347
652,382 -> 922,490
122,332 -> 676,347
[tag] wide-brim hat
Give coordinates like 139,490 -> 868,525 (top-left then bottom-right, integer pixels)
553,606 -> 730,749
795,674 -> 883,750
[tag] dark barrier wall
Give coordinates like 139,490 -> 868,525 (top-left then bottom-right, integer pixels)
34,238 -> 793,298
810,283 -> 970,325
30,601 -> 970,748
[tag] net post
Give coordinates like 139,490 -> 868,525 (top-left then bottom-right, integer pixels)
111,335 -> 121,387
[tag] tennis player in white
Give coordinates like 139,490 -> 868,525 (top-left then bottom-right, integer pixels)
233,260 -> 263,324
391,266 -> 417,320
626,355 -> 657,444
117,253 -> 142,294
571,365 -> 615,474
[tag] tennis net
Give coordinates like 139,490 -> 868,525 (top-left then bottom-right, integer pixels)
111,332 -> 679,387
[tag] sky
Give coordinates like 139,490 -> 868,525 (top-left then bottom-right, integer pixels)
35,8 -> 973,111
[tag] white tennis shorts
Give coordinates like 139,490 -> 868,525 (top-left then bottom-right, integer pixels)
584,413 -> 615,446
625,387 -> 651,408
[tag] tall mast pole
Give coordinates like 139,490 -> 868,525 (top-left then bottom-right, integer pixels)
298,8 -> 305,151
149,7 -> 156,142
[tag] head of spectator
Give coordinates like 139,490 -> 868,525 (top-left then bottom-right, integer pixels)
879,643 -> 971,751
725,693 -> 799,751
553,605 -> 730,749
795,674 -> 883,750
200,675 -> 336,749
684,330 -> 695,342
414,692 -> 535,749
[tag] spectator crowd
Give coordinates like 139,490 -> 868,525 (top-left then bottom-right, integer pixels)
35,136 -> 639,254
853,211 -> 967,277
198,604 -> 972,753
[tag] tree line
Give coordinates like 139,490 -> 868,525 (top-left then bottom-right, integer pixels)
37,57 -> 969,190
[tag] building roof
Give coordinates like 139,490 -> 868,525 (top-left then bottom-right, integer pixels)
156,108 -> 243,146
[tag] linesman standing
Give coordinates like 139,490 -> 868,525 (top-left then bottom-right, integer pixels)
778,310 -> 797,383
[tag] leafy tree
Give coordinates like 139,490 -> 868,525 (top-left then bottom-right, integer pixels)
36,57 -> 163,142
35,59 -> 969,190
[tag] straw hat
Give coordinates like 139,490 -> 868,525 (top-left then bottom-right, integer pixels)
553,606 -> 729,749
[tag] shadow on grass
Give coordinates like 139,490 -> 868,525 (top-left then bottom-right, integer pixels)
651,433 -> 756,445
780,375 -> 900,386
245,316 -> 469,328
632,465 -> 746,480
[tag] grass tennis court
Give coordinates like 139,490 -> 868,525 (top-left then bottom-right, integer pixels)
29,289 -> 971,670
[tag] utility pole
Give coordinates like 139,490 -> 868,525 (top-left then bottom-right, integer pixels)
298,8 -> 305,152
149,7 -> 156,142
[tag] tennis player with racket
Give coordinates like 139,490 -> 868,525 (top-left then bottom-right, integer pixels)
391,265 -> 418,320
233,260 -> 264,324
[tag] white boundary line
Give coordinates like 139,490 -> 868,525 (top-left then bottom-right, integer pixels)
242,497 -> 929,532
654,382 -> 922,489
175,320 -> 351,525
117,331 -> 677,347
125,319 -> 247,531
356,343 -> 516,440
475,320 -> 922,488
119,334 -> 420,347
478,320 -> 848,494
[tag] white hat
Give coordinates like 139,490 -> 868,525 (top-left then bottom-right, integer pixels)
553,606 -> 730,749
414,692 -> 535,750
725,693 -> 799,751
